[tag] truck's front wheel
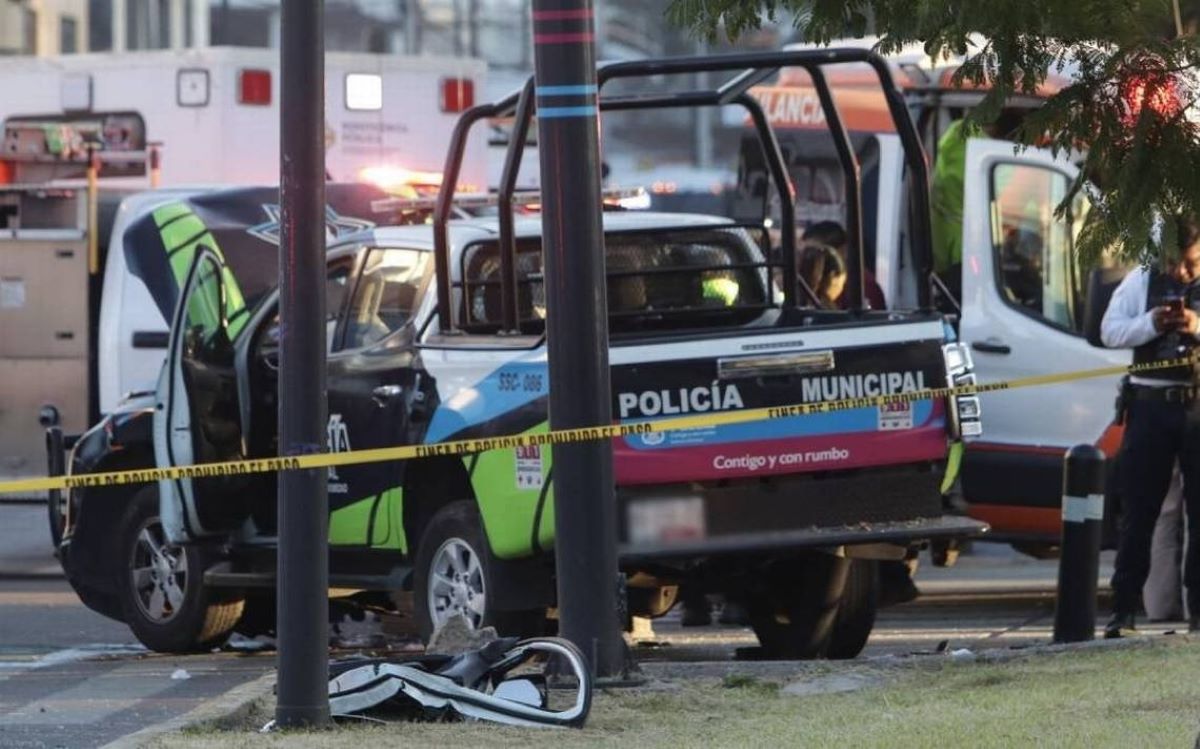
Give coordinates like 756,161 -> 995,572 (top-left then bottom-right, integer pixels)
116,487 -> 243,653
413,501 -> 543,643
747,554 -> 850,659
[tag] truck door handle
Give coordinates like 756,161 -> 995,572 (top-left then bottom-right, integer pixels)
132,331 -> 170,349
372,384 -> 403,406
971,340 -> 1012,355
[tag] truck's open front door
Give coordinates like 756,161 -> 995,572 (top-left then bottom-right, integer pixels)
153,249 -> 248,542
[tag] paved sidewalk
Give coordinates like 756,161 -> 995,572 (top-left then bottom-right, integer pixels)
0,650 -> 274,748
0,505 -> 60,579
916,543 -> 1116,595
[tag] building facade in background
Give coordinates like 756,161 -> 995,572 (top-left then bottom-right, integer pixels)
0,0 -> 88,55
62,0 -> 786,69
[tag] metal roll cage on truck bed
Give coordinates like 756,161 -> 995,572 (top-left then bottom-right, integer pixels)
431,48 -> 940,336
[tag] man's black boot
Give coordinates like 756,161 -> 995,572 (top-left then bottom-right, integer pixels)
1104,612 -> 1137,639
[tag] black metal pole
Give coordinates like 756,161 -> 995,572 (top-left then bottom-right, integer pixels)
1053,444 -> 1106,643
530,0 -> 626,678
276,0 -> 329,728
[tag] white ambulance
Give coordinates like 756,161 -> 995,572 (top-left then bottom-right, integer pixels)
0,48 -> 487,490
0,47 -> 487,188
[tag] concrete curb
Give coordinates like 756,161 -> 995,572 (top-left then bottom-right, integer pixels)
968,631 -> 1195,663
101,670 -> 276,749
639,632 -> 1196,682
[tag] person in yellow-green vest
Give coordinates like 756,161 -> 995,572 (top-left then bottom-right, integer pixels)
930,118 -> 979,283
930,112 -> 1024,297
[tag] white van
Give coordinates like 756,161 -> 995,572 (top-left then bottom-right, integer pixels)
739,45 -> 1126,551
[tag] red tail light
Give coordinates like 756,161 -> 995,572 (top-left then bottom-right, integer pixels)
238,69 -> 272,106
440,78 -> 475,113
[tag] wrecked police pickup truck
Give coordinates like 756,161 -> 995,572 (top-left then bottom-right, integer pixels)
52,49 -> 986,659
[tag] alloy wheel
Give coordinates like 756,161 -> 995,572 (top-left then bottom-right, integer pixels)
426,537 -> 486,630
129,517 -> 188,623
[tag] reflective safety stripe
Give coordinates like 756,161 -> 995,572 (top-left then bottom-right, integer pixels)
159,214 -> 209,251
152,202 -> 192,226
151,201 -> 250,340
1062,493 -> 1104,523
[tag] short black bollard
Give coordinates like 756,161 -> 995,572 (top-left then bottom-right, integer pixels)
45,426 -> 65,549
1053,444 -> 1106,643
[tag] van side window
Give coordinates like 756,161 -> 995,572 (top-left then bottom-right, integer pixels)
343,248 -> 431,350
990,163 -> 1078,331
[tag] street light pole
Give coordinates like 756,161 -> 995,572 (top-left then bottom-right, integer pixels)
275,0 -> 330,729
530,0 -> 627,678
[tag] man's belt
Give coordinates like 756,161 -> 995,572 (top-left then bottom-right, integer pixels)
1131,384 -> 1200,403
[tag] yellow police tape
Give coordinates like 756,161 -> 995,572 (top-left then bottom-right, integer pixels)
1,354 -> 1193,495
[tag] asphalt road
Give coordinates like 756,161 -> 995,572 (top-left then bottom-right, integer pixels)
0,504 -> 1188,748
0,506 -> 273,748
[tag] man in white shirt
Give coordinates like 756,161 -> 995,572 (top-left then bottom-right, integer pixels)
1100,214 -> 1200,637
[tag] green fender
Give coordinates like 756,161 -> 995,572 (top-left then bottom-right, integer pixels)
468,423 -> 556,559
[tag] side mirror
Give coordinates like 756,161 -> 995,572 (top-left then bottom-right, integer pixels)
1082,267 -> 1127,348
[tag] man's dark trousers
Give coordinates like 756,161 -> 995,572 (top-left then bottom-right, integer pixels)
1112,397 -> 1200,617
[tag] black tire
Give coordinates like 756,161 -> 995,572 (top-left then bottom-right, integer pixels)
826,559 -> 879,659
115,486 -> 243,653
747,554 -> 851,659
413,501 -> 543,643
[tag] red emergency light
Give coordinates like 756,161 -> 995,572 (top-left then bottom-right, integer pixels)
440,78 -> 475,113
1116,53 -> 1185,129
1120,74 -> 1182,125
239,69 -> 272,106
